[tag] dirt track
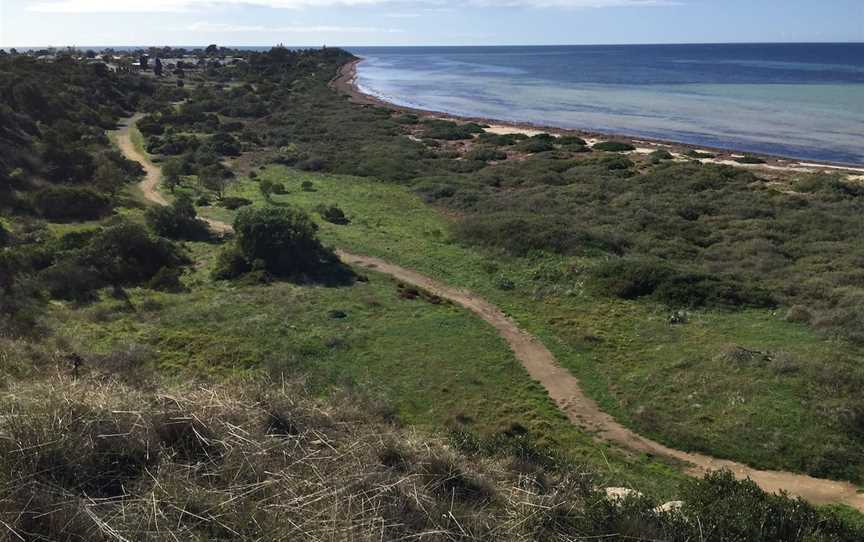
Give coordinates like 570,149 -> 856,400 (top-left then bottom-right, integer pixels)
336,252 -> 864,510
116,115 -> 864,511
116,116 -> 232,234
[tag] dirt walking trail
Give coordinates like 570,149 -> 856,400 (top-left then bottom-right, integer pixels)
116,114 -> 232,234
117,115 -> 864,511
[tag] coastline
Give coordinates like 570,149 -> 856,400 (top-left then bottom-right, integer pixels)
332,58 -> 864,175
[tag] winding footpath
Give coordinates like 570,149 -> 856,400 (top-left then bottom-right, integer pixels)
116,115 -> 864,511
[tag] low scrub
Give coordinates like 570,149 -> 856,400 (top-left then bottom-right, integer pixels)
457,213 -> 627,257
591,258 -> 775,309
422,119 -> 485,140
594,141 -> 636,152
33,186 -> 111,221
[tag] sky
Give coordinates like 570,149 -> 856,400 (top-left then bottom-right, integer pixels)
0,0 -> 862,48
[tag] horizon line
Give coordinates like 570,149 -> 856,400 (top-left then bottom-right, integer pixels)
4,40 -> 863,49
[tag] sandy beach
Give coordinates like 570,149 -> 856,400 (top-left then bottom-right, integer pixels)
332,58 -> 864,177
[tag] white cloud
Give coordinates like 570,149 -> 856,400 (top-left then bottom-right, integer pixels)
28,0 -> 682,12
28,0 -> 392,12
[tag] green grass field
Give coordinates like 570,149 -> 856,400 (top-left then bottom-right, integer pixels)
197,165 -> 864,484
51,234 -> 684,497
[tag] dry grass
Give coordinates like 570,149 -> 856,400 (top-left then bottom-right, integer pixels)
1,373 -> 861,541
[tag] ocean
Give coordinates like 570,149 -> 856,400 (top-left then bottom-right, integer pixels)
347,44 -> 864,165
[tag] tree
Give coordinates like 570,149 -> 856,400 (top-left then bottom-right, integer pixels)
154,57 -> 163,77
199,164 -> 228,198
162,158 -> 182,192
205,44 -> 219,54
145,193 -> 198,238
33,186 -> 110,221
233,207 -> 326,276
92,154 -> 125,195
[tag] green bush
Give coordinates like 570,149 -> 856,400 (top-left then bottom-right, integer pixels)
593,141 -> 636,152
83,222 -> 189,286
33,186 -> 111,221
233,207 -> 329,277
145,195 -> 202,239
515,139 -> 555,154
649,149 -> 673,162
147,266 -> 185,292
558,135 -> 587,146
681,470 -> 858,542
219,196 -> 252,210
394,114 -> 419,125
685,149 -> 716,159
735,154 -> 766,164
466,147 -> 507,162
316,204 -> 349,225
422,120 -> 484,140
457,213 -> 626,257
212,243 -> 251,280
476,133 -> 524,146
591,258 -> 775,309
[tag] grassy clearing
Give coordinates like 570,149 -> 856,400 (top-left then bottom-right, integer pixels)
51,234 -> 683,497
198,165 -> 864,484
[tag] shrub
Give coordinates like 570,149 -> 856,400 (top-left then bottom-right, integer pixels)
601,155 -> 635,170
466,147 -> 507,162
145,198 -> 202,239
82,222 -> 189,286
558,135 -> 587,146
233,206 -> 329,277
476,133 -> 523,146
735,154 -> 766,164
301,180 -> 314,191
649,149 -> 673,162
515,139 -> 555,154
591,258 -> 775,309
297,158 -> 325,171
681,470 -> 856,542
147,266 -> 185,292
422,119 -> 484,140
38,260 -> 102,302
457,213 -> 626,257
593,141 -> 636,152
685,149 -> 716,159
219,196 -> 252,210
33,186 -> 111,221
394,113 -> 419,125
207,132 -> 241,156
212,243 -> 251,280
316,204 -> 349,225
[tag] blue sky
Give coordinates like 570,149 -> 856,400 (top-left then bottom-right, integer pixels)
1,0 -> 862,47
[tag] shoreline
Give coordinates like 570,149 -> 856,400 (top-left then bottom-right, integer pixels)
332,58 -> 864,176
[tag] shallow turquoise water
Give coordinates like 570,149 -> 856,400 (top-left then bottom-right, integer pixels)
349,44 -> 864,164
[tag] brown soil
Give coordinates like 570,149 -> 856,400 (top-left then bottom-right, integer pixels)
116,113 -> 864,510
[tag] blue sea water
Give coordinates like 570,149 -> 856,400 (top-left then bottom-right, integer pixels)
347,44 -> 864,165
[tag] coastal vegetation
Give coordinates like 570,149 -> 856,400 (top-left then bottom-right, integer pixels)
3,45 -> 864,538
